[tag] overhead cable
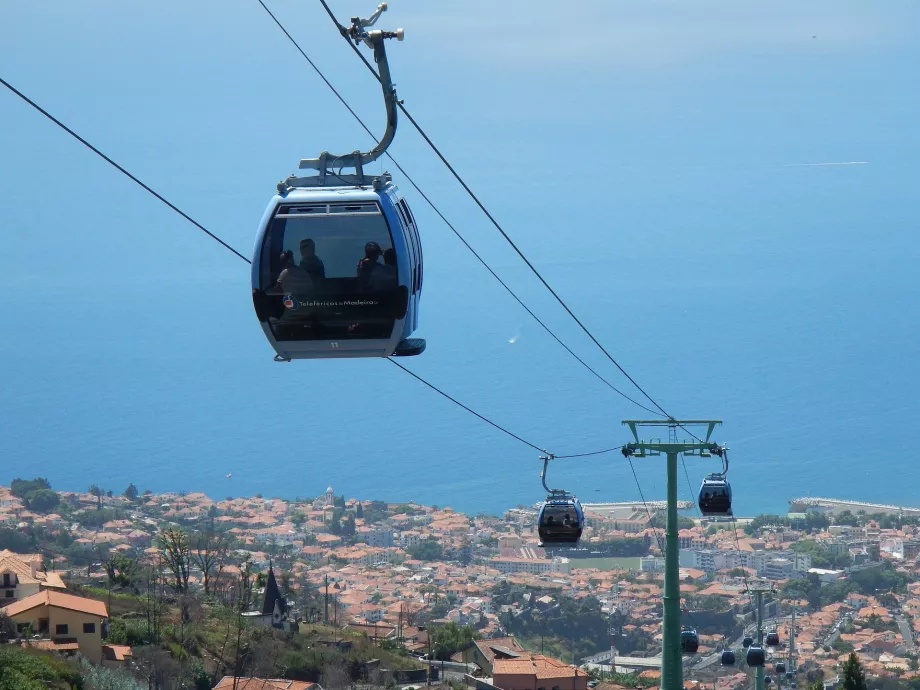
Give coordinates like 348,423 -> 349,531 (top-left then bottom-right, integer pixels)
315,0 -> 676,422
0,75 -> 251,264
254,0 -> 662,418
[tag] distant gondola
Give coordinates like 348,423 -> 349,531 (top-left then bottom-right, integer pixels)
721,649 -> 736,666
536,455 -> 585,547
537,495 -> 584,546
766,631 -> 780,646
747,645 -> 766,667
698,473 -> 732,516
681,627 -> 700,655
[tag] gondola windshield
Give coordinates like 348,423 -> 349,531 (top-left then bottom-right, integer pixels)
259,202 -> 408,341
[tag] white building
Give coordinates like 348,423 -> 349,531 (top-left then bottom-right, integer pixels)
640,557 -> 665,572
488,556 -> 570,575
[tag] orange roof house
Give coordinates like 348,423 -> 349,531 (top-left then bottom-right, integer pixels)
2,590 -> 108,663
494,653 -> 589,690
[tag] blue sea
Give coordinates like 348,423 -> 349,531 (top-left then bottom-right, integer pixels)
1,0 -> 918,517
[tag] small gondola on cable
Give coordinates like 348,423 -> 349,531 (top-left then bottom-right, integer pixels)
721,649 -> 736,666
742,635 -> 754,648
766,630 -> 780,646
680,627 -> 699,655
536,455 -> 584,547
746,644 -> 766,667
698,445 -> 733,516
251,3 -> 425,361
776,662 -> 787,674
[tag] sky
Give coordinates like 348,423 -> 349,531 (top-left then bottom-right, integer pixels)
0,0 -> 918,514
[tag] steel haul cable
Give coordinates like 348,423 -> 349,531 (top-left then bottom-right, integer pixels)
0,72 -> 627,461
314,0 -> 681,423
253,0 -> 662,418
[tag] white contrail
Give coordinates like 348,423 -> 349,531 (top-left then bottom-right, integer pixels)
790,161 -> 869,167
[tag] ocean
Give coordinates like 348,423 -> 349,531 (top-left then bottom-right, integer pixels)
1,0 -> 918,517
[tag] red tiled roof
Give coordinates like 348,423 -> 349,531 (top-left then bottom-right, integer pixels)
2,590 -> 107,618
214,678 -> 317,690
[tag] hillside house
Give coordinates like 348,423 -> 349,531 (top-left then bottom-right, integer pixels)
1,590 -> 108,663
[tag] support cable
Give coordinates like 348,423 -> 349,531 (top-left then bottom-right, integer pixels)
388,360 -> 547,453
626,457 -> 664,554
0,73 -> 626,462
0,75 -> 251,264
315,0 -> 680,422
254,0 -> 662,417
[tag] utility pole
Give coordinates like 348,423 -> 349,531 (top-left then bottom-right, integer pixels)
324,574 -> 329,625
745,583 -> 776,690
621,419 -> 725,690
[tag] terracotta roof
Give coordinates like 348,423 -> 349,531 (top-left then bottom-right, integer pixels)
214,678 -> 317,690
1,590 -> 107,618
475,636 -> 526,663
494,654 -> 589,680
103,644 -> 133,661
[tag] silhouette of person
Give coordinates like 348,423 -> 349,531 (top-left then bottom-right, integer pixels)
370,247 -> 399,291
357,242 -> 382,288
299,238 -> 326,280
275,250 -> 313,295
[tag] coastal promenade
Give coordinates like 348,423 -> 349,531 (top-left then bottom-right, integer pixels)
789,497 -> 920,516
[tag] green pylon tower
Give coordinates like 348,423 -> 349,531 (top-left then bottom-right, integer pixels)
745,583 -> 776,690
786,605 -> 797,688
621,419 -> 726,690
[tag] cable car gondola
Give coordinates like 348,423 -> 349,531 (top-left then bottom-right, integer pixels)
786,671 -> 795,681
680,627 -> 699,655
764,676 -> 773,685
537,495 -> 584,546
536,455 -> 583,546
766,631 -> 780,646
252,3 -> 425,361
721,649 -> 736,666
698,448 -> 732,516
776,662 -> 787,674
746,645 -> 766,667
742,636 -> 754,648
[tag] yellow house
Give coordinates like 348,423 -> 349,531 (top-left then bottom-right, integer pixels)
0,549 -> 67,605
1,590 -> 108,663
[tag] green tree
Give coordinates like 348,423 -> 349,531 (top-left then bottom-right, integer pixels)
341,516 -> 356,537
10,478 -> 51,499
123,483 -> 139,501
329,517 -> 342,536
841,652 -> 868,690
25,489 -> 59,514
650,513 -> 694,530
88,484 -> 104,510
355,503 -> 364,519
430,622 -> 480,660
409,538 -> 444,562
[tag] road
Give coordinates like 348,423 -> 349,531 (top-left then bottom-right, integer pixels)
896,616 -> 916,652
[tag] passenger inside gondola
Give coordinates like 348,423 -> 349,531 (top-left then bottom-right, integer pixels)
299,238 -> 325,280
357,242 -> 383,290
370,248 -> 399,290
274,251 -> 314,295
261,202 -> 407,342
